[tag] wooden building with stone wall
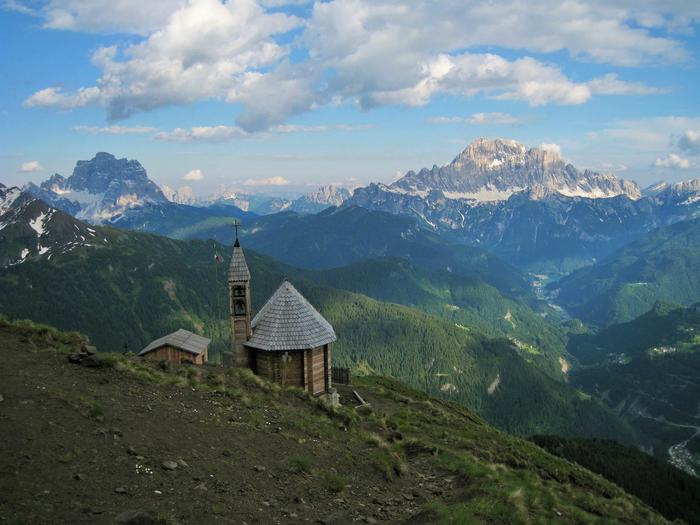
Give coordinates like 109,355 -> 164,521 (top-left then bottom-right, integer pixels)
225,232 -> 336,396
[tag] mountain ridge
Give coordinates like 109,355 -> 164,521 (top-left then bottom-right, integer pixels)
386,138 -> 641,202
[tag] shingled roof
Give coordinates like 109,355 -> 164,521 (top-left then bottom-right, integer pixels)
228,239 -> 250,282
245,281 -> 337,352
138,329 -> 210,356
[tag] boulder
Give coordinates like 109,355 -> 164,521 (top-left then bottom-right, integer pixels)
161,460 -> 178,471
81,355 -> 104,368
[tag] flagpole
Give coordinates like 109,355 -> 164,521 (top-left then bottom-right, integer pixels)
214,241 -> 223,356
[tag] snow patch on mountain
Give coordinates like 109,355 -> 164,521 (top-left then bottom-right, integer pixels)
0,184 -> 22,215
0,190 -> 111,267
24,152 -> 167,223
383,138 -> 641,204
29,211 -> 49,236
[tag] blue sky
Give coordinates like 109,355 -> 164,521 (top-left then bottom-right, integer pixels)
2,0 -> 700,195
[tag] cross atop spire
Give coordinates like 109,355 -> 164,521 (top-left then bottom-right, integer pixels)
233,219 -> 241,247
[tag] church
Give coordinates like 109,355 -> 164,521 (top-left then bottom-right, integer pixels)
223,233 -> 337,396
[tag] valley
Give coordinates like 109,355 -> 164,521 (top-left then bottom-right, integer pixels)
0,190 -> 633,442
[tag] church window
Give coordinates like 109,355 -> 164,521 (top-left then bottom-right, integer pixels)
234,300 -> 246,315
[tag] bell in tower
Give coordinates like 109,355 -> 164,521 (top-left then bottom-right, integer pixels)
225,221 -> 252,368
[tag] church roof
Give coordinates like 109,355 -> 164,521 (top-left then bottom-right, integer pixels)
138,329 -> 210,356
228,240 -> 250,282
245,281 -> 337,352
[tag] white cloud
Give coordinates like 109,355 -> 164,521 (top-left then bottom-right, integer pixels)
21,0 -> 681,129
271,123 -> 376,133
243,176 -> 290,186
183,169 -> 204,181
24,86 -> 100,110
600,162 -> 628,172
155,126 -> 248,143
540,143 -> 562,156
154,122 -> 374,142
24,0 -> 301,121
586,73 -> 667,95
678,130 -> 700,155
589,117 -> 700,150
19,160 -> 42,172
73,124 -> 156,134
654,153 -> 691,169
7,0 -> 188,35
260,0 -> 311,6
429,112 -> 522,125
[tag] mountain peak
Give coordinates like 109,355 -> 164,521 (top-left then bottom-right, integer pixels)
384,138 -> 640,202
24,153 -> 167,223
453,138 -> 562,172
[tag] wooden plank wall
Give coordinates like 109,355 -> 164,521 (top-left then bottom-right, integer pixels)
142,345 -> 207,365
309,347 -> 325,395
255,350 -> 304,387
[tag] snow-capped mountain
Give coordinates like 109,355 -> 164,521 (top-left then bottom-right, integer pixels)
0,183 -> 22,215
289,185 -> 352,213
347,139 -> 700,272
374,138 -> 641,203
24,152 -> 167,223
651,179 -> 700,207
0,188 -> 109,267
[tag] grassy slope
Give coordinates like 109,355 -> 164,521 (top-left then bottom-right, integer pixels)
554,218 -> 700,326
0,319 -> 667,525
0,232 -> 636,443
299,257 -> 568,380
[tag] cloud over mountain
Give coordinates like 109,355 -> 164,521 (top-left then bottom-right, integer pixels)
20,0 -> 683,130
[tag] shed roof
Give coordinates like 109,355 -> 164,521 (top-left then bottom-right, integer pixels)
228,240 -> 250,282
138,329 -> 211,356
245,280 -> 337,352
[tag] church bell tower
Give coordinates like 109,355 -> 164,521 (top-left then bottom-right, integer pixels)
225,222 -> 252,368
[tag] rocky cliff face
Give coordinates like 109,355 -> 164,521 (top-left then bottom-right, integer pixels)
387,138 -> 641,202
0,189 -> 108,267
162,185 -> 197,205
24,152 -> 167,223
0,183 -> 22,215
290,185 -> 352,213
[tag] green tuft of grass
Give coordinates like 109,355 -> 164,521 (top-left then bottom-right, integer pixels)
88,401 -> 104,419
287,455 -> 313,475
322,472 -> 347,494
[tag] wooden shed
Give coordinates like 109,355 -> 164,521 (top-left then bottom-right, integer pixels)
138,329 -> 210,365
244,281 -> 336,396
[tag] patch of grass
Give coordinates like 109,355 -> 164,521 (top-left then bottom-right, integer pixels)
0,316 -> 87,351
287,455 -> 313,475
87,401 -> 104,419
367,447 -> 406,481
249,410 -> 264,428
322,473 -> 347,494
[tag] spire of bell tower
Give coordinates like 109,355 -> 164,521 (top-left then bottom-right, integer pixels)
233,219 -> 241,248
224,220 -> 252,368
